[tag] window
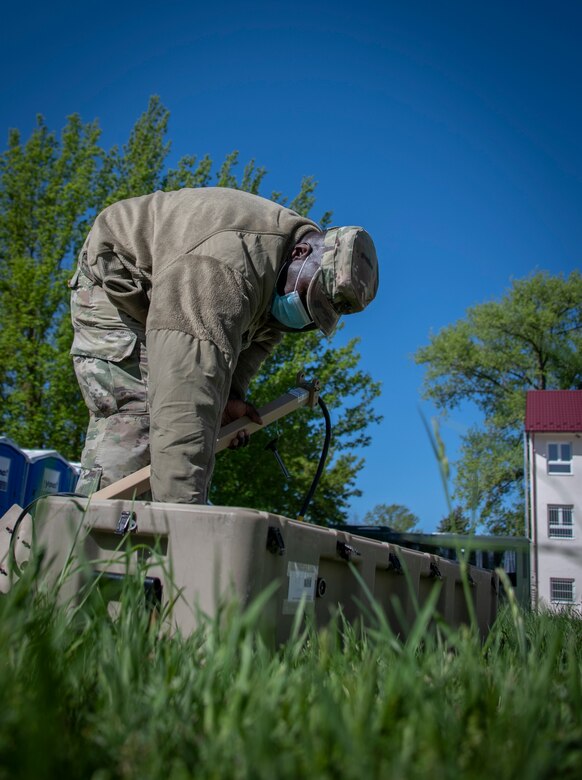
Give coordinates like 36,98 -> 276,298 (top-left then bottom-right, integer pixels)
548,443 -> 572,474
548,506 -> 574,539
550,578 -> 575,604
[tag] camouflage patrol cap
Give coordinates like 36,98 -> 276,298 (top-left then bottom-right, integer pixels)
306,226 -> 379,337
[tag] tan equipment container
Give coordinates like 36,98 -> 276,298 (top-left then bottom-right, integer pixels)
1,495 -> 498,642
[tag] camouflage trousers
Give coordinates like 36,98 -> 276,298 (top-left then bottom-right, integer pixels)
70,263 -> 151,496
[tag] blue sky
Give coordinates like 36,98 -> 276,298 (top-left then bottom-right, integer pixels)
1,0 -> 581,530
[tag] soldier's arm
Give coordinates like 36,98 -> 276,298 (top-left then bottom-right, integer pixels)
146,329 -> 231,503
146,255 -> 255,503
228,328 -> 284,401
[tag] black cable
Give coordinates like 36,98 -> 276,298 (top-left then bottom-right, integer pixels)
6,492 -> 87,578
297,396 -> 331,521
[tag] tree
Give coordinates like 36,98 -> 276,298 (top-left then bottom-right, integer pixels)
0,113 -> 102,454
415,271 -> 582,534
0,97 -> 380,522
361,503 -> 420,532
437,506 -> 472,534
212,329 -> 381,525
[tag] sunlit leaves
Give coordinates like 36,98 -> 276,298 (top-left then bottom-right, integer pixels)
415,271 -> 582,533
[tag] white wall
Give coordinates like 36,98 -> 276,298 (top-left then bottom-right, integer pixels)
530,432 -> 582,608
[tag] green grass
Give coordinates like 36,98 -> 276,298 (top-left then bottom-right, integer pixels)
0,562 -> 581,780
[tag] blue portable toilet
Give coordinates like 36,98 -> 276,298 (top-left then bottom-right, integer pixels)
0,437 -> 28,516
69,462 -> 82,493
22,449 -> 77,505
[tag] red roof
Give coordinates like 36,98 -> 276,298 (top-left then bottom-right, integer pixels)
525,390 -> 582,432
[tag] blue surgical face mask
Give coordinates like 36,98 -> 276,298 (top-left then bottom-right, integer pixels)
271,258 -> 314,329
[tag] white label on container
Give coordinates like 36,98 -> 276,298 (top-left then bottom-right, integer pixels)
0,457 -> 10,492
283,561 -> 318,614
42,467 -> 61,493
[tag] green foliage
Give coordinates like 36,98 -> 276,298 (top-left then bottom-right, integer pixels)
211,328 -> 381,525
271,175 -> 333,228
437,505 -> 473,534
1,573 -> 582,779
99,95 -> 171,204
0,114 -> 102,454
415,271 -> 582,534
455,427 -> 525,535
0,97 -> 378,522
362,502 -> 420,531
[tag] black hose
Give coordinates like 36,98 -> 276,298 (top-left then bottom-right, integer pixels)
6,492 -> 87,577
297,396 -> 331,521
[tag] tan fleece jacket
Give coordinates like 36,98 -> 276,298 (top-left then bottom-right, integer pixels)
82,187 -> 319,502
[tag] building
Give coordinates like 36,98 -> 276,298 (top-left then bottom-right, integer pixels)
525,390 -> 582,609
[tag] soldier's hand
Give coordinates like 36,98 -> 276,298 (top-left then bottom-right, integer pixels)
221,399 -> 263,449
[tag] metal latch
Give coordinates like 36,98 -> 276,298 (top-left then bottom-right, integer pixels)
336,540 -> 361,562
430,561 -> 442,580
388,552 -> 403,573
266,526 -> 285,556
115,510 -> 137,535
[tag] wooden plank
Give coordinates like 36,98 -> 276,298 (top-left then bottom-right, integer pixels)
92,385 -> 315,501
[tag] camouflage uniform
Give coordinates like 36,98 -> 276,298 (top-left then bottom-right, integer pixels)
70,188 -> 378,503
70,265 -> 151,495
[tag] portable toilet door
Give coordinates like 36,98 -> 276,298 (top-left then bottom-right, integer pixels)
22,449 -> 76,505
0,437 -> 28,516
69,462 -> 82,493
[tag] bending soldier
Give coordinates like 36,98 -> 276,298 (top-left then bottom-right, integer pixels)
70,187 -> 379,503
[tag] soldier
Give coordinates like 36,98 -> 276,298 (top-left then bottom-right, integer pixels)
70,187 -> 379,503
